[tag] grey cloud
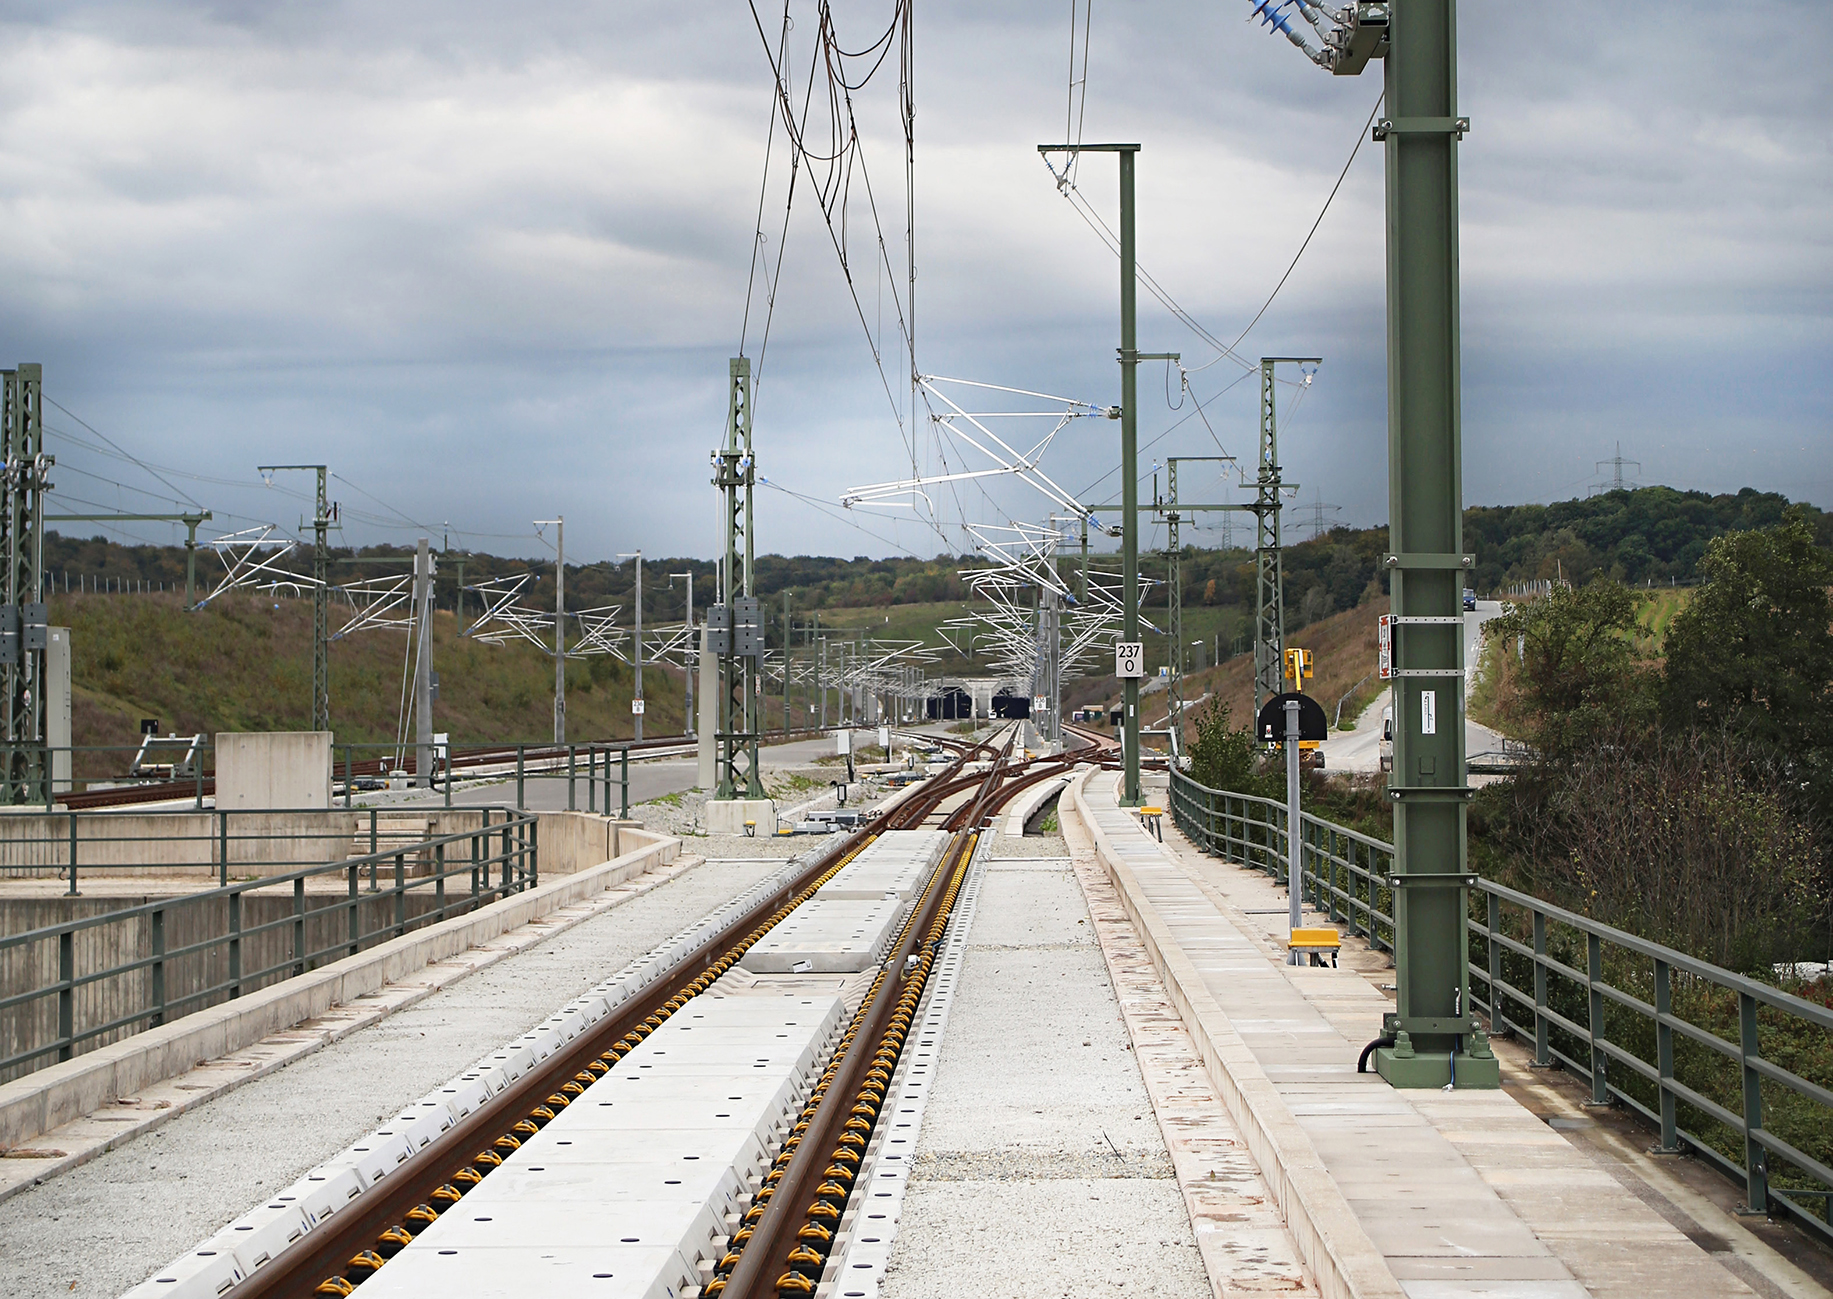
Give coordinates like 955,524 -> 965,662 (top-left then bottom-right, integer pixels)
0,0 -> 1825,563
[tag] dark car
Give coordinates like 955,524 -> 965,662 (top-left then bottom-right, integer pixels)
1462,588 -> 1477,611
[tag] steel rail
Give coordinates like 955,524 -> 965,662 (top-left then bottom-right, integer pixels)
58,725 -> 842,810
714,733 -> 1020,1298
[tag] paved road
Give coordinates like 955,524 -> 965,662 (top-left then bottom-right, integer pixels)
1319,600 -> 1506,775
379,733 -> 852,813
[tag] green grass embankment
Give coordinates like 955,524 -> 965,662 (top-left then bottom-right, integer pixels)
52,592 -> 686,774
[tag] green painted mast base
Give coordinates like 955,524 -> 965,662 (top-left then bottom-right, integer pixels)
1375,1046 -> 1501,1090
1374,1023 -> 1500,1090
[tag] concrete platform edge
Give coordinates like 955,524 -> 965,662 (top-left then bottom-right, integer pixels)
0,829 -> 682,1153
1061,770 -> 1403,1299
1000,775 -> 1067,838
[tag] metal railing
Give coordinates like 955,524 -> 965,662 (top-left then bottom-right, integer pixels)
1168,767 -> 1833,1242
0,808 -> 537,1081
511,744 -> 631,818
0,739 -> 647,815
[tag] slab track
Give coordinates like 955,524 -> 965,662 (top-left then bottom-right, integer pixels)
216,726 -> 1101,1299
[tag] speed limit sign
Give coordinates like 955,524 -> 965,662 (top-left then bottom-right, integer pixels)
1115,642 -> 1145,679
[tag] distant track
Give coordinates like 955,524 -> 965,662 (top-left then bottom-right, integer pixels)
54,726 -> 838,811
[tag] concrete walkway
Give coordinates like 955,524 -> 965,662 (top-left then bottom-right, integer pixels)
878,830 -> 1214,1298
1069,768 -> 1776,1299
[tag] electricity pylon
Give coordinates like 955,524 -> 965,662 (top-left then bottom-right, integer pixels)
260,464 -> 332,732
712,358 -> 764,799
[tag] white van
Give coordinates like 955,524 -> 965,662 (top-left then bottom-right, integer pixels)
1378,705 -> 1394,772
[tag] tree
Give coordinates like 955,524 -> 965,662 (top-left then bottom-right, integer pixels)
1486,577 -> 1654,759
1662,509 -> 1833,816
1186,699 -> 1279,800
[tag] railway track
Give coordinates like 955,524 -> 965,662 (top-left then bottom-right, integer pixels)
162,725 -> 1084,1299
57,726 -> 839,811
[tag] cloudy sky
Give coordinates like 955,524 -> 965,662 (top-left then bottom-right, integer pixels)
1,1 -> 1827,565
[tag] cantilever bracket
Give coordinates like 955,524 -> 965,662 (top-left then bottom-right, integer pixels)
1383,552 -> 1474,570
1374,116 -> 1469,141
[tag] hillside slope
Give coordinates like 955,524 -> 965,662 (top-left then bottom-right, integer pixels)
1072,596 -> 1387,745
52,591 -> 688,771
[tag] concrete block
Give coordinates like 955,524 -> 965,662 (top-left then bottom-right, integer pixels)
215,731 -> 332,810
389,1100 -> 453,1152
740,898 -> 901,974
704,798 -> 776,836
287,1163 -> 366,1226
346,1129 -> 416,1186
222,1198 -> 313,1274
354,1243 -> 688,1299
120,1242 -> 245,1299
817,830 -> 946,901
434,1074 -> 493,1119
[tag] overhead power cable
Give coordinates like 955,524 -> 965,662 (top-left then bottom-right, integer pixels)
1042,89 -> 1382,376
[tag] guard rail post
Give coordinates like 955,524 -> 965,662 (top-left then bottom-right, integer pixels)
228,890 -> 242,999
1741,990 -> 1769,1214
1587,932 -> 1608,1105
57,930 -> 74,1062
369,809 -> 379,892
620,746 -> 629,819
435,841 -> 446,918
528,817 -> 538,890
196,755 -> 205,811
1486,892 -> 1502,1028
587,745 -> 597,814
218,809 -> 229,887
517,746 -> 525,810
394,852 -> 407,937
347,862 -> 360,957
344,746 -> 353,809
567,744 -> 576,811
150,906 -> 166,1027
66,812 -> 77,897
1532,910 -> 1550,1067
293,876 -> 306,977
1653,958 -> 1680,1153
470,821 -> 482,906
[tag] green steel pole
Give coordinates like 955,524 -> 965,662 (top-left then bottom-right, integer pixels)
185,516 -> 199,607
1119,147 -> 1141,806
1036,141 -> 1142,800
1372,0 -> 1495,1089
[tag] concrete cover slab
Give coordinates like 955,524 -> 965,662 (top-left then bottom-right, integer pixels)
741,898 -> 902,973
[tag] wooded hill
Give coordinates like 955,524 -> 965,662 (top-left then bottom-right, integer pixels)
41,485 -> 1827,706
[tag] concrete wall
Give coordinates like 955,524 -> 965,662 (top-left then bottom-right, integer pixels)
532,811 -> 647,877
215,732 -> 332,810
0,809 -> 506,880
0,888 -> 464,1086
0,823 -> 681,1150
0,810 -> 655,1086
